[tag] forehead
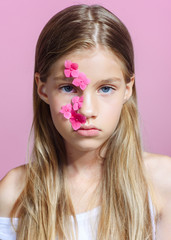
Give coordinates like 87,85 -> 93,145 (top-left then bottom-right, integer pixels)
50,46 -> 125,81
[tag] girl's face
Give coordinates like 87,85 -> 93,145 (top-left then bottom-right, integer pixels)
36,46 -> 134,153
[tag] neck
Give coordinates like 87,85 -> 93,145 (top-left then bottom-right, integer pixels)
65,146 -> 103,179
64,145 -> 103,213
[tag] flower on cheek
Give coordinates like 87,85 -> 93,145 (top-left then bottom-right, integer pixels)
69,110 -> 86,130
60,102 -> 86,131
64,60 -> 79,78
60,104 -> 72,119
72,96 -> 83,111
60,60 -> 90,131
72,72 -> 90,90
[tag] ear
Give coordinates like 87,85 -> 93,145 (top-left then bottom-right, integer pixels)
35,72 -> 49,104
123,75 -> 135,103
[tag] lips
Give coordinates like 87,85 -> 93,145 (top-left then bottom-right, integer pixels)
79,124 -> 99,130
76,125 -> 101,136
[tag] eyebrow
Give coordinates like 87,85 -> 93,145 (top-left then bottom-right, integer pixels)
53,76 -> 74,82
98,78 -> 121,84
53,76 -> 121,83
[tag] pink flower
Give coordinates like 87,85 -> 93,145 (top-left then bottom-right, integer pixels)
72,72 -> 90,90
72,96 -> 84,111
64,60 -> 79,78
60,104 -> 72,119
69,110 -> 86,130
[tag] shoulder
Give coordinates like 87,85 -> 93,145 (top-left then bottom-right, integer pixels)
143,152 -> 171,215
143,151 -> 171,193
143,151 -> 171,166
143,152 -> 171,197
143,152 -> 171,237
0,165 -> 27,217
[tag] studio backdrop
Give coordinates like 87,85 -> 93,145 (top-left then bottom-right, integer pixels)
0,0 -> 171,179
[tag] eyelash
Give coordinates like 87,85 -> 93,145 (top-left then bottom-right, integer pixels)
59,85 -> 116,94
59,85 -> 76,93
98,86 -> 115,94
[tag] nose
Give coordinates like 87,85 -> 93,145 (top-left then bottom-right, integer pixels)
78,92 -> 98,119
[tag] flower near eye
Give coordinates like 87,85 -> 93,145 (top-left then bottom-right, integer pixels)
72,96 -> 83,111
60,102 -> 86,130
60,104 -> 72,119
60,60 -> 90,130
64,60 -> 79,78
69,110 -> 86,130
72,72 -> 90,90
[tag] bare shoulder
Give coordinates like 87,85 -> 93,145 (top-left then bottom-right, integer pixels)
143,151 -> 171,167
143,151 -> 171,193
143,152 -> 171,238
0,165 -> 27,217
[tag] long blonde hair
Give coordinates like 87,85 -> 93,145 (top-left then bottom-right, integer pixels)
11,4 -> 157,239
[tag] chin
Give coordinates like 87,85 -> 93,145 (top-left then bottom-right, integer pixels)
66,139 -> 104,153
78,145 -> 100,152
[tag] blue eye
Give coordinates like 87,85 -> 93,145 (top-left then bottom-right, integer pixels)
61,85 -> 75,93
99,86 -> 113,93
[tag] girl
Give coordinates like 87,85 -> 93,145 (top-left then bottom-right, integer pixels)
0,4 -> 171,240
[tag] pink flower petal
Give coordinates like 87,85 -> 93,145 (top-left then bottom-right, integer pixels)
70,118 -> 81,130
79,115 -> 86,123
72,78 -> 80,87
80,83 -> 86,90
64,61 -> 79,78
66,104 -> 72,111
85,78 -> 90,85
71,111 -> 86,124
69,110 -> 86,130
72,96 -> 79,104
79,102 -> 83,108
73,102 -> 79,111
78,72 -> 86,80
64,69 -> 71,77
71,69 -> 79,78
71,63 -> 78,70
64,112 -> 71,119
79,96 -> 84,102
65,60 -> 72,69
72,96 -> 83,110
80,73 -> 90,85
72,72 -> 90,90
60,104 -> 72,119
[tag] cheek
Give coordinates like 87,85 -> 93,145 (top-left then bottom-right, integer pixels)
103,100 -> 123,128
48,97 -> 64,126
49,100 -> 61,117
48,95 -> 74,134
103,96 -> 123,116
48,93 -> 71,113
50,105 -> 72,136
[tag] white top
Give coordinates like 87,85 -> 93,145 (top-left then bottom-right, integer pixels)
0,207 -> 99,240
0,200 -> 156,240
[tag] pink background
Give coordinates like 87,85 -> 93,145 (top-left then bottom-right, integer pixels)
0,0 -> 171,179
